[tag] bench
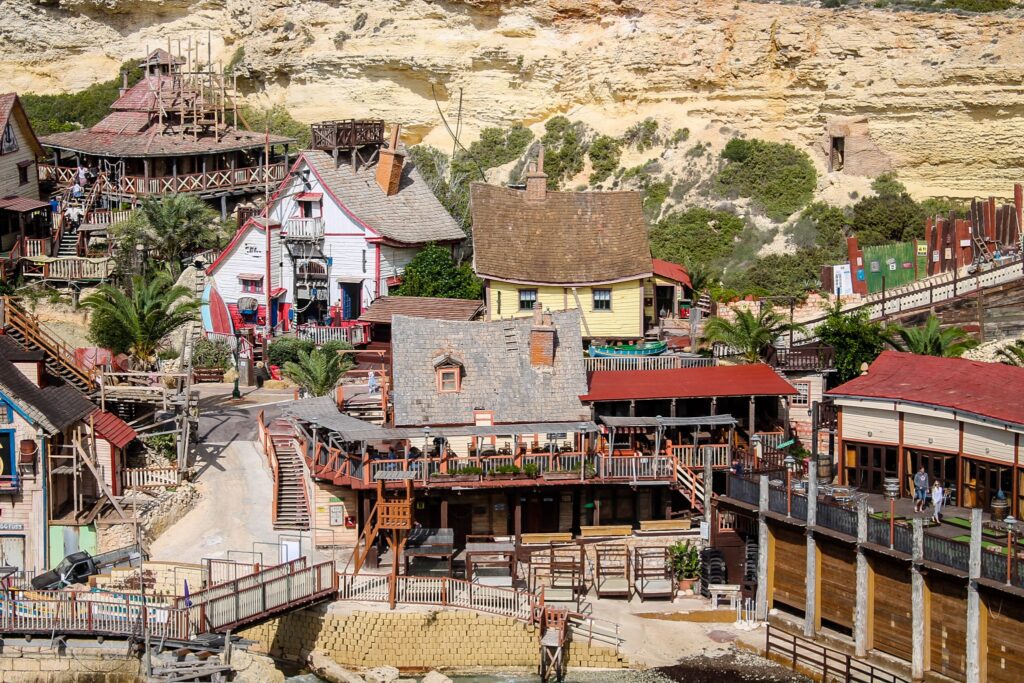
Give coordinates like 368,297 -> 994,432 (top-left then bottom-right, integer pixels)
578,525 -> 633,538
708,583 -> 742,610
520,532 -> 573,545
192,367 -> 226,383
639,519 -> 692,532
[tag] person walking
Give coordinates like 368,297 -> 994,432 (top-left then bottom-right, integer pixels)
913,466 -> 930,513
931,480 -> 945,524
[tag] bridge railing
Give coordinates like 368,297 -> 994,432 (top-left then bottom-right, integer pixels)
337,573 -> 534,622
0,590 -> 193,640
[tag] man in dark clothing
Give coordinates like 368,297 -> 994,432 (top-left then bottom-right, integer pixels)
913,466 -> 929,513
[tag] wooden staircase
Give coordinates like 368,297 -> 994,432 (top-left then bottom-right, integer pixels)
675,464 -> 706,513
269,427 -> 311,531
0,297 -> 97,393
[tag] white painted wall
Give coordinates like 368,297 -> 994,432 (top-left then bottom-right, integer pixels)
840,404 -> 898,443
962,422 -> 1016,465
903,412 -> 959,452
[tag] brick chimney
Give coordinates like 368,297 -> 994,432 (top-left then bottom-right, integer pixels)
530,302 -> 556,367
375,124 -> 405,197
525,146 -> 547,201
120,70 -> 129,97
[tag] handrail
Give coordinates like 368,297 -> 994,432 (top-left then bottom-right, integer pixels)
337,573 -> 534,622
257,411 -> 280,526
1,296 -> 97,388
766,624 -> 909,683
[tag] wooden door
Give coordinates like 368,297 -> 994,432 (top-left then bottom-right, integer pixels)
448,504 -> 472,549
871,556 -> 912,661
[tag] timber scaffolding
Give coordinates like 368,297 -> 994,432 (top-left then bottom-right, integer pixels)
310,119 -> 386,169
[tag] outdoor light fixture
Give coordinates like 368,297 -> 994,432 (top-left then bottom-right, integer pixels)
784,454 -> 797,517
231,327 -> 242,400
884,477 -> 900,548
1005,515 -> 1018,586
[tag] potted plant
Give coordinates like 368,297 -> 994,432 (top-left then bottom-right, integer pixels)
543,461 -> 596,481
430,466 -> 483,483
669,540 -> 701,592
523,462 -> 540,478
488,464 -> 525,480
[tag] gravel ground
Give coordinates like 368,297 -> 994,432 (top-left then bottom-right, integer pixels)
653,650 -> 811,683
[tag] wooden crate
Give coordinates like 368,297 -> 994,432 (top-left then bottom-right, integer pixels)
521,532 -> 573,545
579,525 -> 633,538
639,518 -> 692,532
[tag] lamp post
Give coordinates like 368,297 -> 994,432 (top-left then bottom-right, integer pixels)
883,477 -> 900,549
784,454 -> 797,517
231,327 -> 242,400
1005,515 -> 1018,586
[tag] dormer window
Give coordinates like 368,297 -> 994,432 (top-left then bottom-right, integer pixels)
432,353 -> 464,394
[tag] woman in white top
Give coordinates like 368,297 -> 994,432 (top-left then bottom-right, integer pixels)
931,481 -> 945,523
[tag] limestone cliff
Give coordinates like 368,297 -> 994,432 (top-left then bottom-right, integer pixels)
3,0 -> 1024,197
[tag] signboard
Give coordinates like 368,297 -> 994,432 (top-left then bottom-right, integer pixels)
0,523 -> 24,531
960,239 -> 972,247
546,433 -> 567,440
329,504 -> 345,526
832,264 -> 853,296
916,243 -> 928,256
699,521 -> 710,541
870,260 -> 880,273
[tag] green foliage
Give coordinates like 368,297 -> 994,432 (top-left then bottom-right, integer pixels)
491,464 -> 522,475
884,315 -> 979,357
816,302 -> 888,382
21,61 -> 144,135
444,466 -> 484,476
715,138 -> 817,221
540,116 -> 587,189
919,197 -> 968,220
587,135 -> 622,186
942,0 -> 1015,10
523,462 -> 540,478
267,338 -> 315,367
871,172 -> 907,198
282,348 -> 350,397
670,128 -> 690,146
851,193 -> 924,246
791,202 -> 849,259
997,340 -> 1024,367
82,273 -> 200,366
702,306 -> 805,363
392,243 -> 483,300
724,249 -> 826,299
668,540 -> 701,580
143,434 -> 177,463
192,338 -> 233,370
621,118 -> 661,151
321,339 -> 355,358
110,195 -> 221,275
452,124 -> 534,181
642,179 -> 671,220
240,104 -> 311,149
649,208 -> 745,272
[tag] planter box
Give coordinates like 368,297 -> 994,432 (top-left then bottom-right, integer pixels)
487,473 -> 528,481
542,471 -> 583,481
430,474 -> 481,483
579,524 -> 633,538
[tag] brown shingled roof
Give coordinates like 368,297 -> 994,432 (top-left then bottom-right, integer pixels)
40,126 -> 293,158
360,296 -> 484,324
470,183 -> 652,285
0,93 -> 44,157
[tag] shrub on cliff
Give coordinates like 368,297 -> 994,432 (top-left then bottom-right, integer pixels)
21,61 -> 143,135
541,116 -> 587,189
240,104 -> 312,149
723,249 -> 828,299
588,135 -> 621,185
715,138 -> 817,221
650,207 -> 745,272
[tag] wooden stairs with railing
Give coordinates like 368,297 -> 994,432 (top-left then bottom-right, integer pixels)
0,297 -> 97,393
538,604 -> 569,682
268,425 -> 311,531
675,465 -> 706,513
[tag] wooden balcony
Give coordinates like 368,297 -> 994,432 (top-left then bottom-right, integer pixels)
284,217 -> 325,241
20,257 -> 114,283
765,343 -> 836,373
310,119 -> 385,151
296,322 -> 370,347
39,163 -> 288,199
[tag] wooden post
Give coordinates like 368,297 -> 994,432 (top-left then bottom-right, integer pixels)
854,498 -> 870,656
748,396 -> 756,436
966,507 -> 983,683
755,475 -> 769,620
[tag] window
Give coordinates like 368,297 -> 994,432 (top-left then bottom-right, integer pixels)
437,367 -> 460,393
17,161 -> 31,186
518,289 -> 537,311
593,288 -> 612,311
241,278 -> 263,293
791,382 -> 810,406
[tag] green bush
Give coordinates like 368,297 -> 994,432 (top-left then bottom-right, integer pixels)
670,128 -> 690,146
587,135 -> 621,186
192,338 -> 234,369
22,60 -> 144,135
541,116 -> 587,189
267,338 -> 315,366
715,138 -> 817,221
649,208 -> 746,272
723,249 -> 827,299
240,105 -> 311,149
642,179 -> 671,220
789,202 -> 849,259
851,193 -> 924,246
669,540 -> 701,580
392,243 -> 483,300
943,0 -> 1015,10
491,464 -> 522,475
523,462 -> 540,478
870,172 -> 907,198
621,118 -> 660,151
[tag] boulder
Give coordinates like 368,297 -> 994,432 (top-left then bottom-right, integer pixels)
307,650 -> 366,683
365,666 -> 400,683
422,671 -> 453,683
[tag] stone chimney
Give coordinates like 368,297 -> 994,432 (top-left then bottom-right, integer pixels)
525,146 -> 547,201
120,71 -> 129,97
530,302 -> 556,367
375,124 -> 405,197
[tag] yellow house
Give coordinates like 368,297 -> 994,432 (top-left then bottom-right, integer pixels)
470,149 -> 688,340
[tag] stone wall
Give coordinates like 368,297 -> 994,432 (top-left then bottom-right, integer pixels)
240,605 -> 627,670
0,645 -> 140,683
98,483 -> 200,553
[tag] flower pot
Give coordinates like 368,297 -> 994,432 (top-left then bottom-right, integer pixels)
543,471 -> 581,481
678,577 -> 697,592
488,473 -> 526,480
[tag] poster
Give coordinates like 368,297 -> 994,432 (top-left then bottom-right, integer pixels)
832,264 -> 853,296
329,504 -> 345,526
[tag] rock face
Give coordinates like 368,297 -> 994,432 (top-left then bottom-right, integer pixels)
3,0 -> 1024,197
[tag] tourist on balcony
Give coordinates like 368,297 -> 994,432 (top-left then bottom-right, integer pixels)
76,165 -> 88,187
913,466 -> 930,513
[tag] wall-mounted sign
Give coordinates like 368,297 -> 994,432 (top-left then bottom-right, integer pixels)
959,239 -> 972,247
329,504 -> 345,527
870,261 -> 880,272
944,248 -> 953,259
0,523 -> 25,531
916,243 -> 928,256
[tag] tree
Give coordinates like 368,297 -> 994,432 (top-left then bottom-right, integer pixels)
870,172 -> 908,198
715,138 -> 817,221
996,340 -> 1024,367
884,315 -> 979,357
724,249 -> 826,299
111,195 -> 221,275
815,302 -> 887,382
282,349 -> 350,397
392,244 -> 483,300
702,306 -> 805,363
650,208 -> 746,272
82,273 -> 200,367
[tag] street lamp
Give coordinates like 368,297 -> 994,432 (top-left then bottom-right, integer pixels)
784,454 -> 798,517
231,327 -> 242,400
1005,515 -> 1018,586
883,477 -> 900,549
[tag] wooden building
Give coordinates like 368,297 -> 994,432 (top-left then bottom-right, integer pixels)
827,351 -> 1024,513
470,148 -> 690,341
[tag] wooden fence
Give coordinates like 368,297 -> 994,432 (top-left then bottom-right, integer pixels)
766,625 -> 910,683
338,573 -> 534,621
121,466 -> 178,490
296,322 -> 370,346
583,355 -> 716,372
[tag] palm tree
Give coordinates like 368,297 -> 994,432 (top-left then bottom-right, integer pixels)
682,258 -> 717,299
111,194 -> 221,274
702,306 -> 805,363
282,349 -> 348,397
996,340 -> 1024,367
82,273 -> 200,367
884,315 -> 978,358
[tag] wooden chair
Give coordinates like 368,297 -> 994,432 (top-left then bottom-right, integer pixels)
594,544 -> 630,599
633,546 -> 676,602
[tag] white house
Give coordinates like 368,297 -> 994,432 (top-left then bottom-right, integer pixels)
207,131 -> 466,334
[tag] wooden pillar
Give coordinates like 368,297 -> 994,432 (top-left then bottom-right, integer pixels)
220,195 -> 228,221
629,400 -> 636,418
710,397 -> 717,416
748,396 -> 756,435
440,498 -> 449,530
143,158 -> 150,180
513,496 -> 522,542
670,398 -> 677,418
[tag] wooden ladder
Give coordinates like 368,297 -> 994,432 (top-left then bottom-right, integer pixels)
538,605 -> 568,683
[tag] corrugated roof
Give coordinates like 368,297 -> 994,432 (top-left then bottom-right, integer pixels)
359,296 -> 484,324
826,350 -> 1024,428
90,410 -> 137,449
301,150 -> 466,245
582,364 -> 798,402
470,183 -> 652,285
652,259 -> 691,288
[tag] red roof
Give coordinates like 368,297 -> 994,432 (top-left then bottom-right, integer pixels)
826,350 -> 1024,427
652,258 -> 691,288
0,197 -> 50,213
90,410 -> 137,449
582,364 -> 797,402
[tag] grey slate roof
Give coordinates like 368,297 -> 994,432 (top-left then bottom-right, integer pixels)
0,337 -> 96,434
301,150 -> 466,246
390,311 -> 590,427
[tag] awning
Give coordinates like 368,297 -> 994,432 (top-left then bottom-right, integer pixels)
599,415 -> 736,428
238,273 -> 264,280
269,287 -> 287,298
0,197 -> 50,213
295,192 -> 323,201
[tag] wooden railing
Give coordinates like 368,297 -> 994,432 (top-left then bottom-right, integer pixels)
923,534 -> 970,573
671,443 -> 731,468
1,296 -> 98,389
337,573 -> 534,621
85,208 -> 136,226
257,411 -> 281,527
766,625 -> 909,683
284,217 -> 325,241
20,257 -> 114,282
311,119 -> 385,150
816,500 -> 858,537
122,466 -> 179,490
296,322 -> 370,346
40,163 -> 288,198
22,238 -> 52,258
99,372 -> 189,406
764,344 -> 835,372
583,355 -> 717,372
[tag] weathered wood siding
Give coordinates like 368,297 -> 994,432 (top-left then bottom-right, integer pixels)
961,421 -> 1015,466
903,412 -> 958,452
870,557 -> 913,661
985,589 -> 1024,682
818,539 -> 856,630
928,574 -> 967,682
486,279 -> 643,338
311,481 -> 357,547
840,405 -> 898,443
0,107 -> 39,200
770,524 -> 806,612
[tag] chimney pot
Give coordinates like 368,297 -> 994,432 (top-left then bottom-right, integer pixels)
532,301 -> 543,325
375,123 -> 405,197
525,146 -> 548,202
